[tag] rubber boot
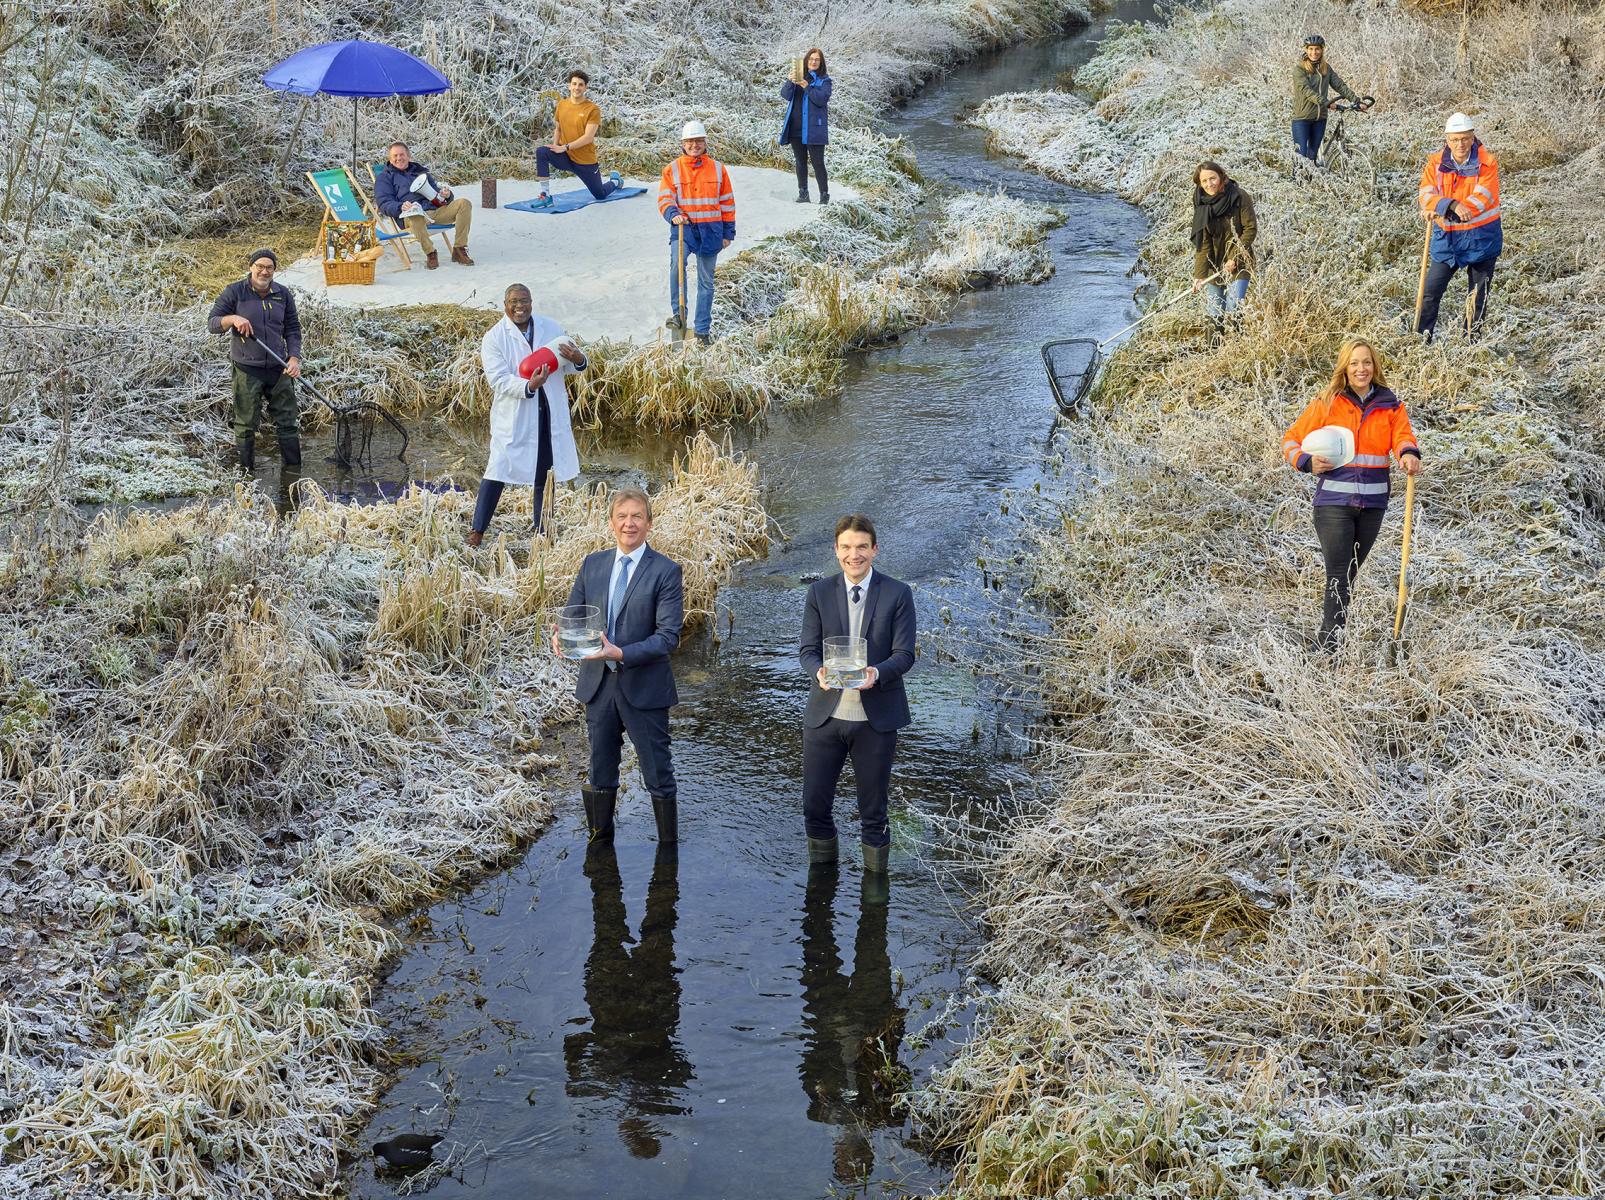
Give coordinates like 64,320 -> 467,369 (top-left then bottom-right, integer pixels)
1207,316 -> 1225,348
278,438 -> 302,468
862,843 -> 889,874
808,837 -> 839,864
651,794 -> 678,844
581,786 -> 616,841
860,862 -> 889,907
237,440 -> 255,472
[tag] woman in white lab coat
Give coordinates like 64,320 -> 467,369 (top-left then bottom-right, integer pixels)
468,284 -> 586,547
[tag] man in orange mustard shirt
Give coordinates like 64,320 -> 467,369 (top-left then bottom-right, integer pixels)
530,70 -> 623,206
658,121 -> 735,345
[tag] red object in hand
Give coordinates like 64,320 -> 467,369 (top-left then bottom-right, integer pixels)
519,347 -> 559,380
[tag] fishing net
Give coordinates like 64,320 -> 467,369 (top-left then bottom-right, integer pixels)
332,401 -> 410,468
1041,339 -> 1103,412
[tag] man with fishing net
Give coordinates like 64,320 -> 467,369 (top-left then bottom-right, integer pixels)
206,248 -> 303,473
1291,35 -> 1366,165
658,121 -> 735,344
469,284 -> 587,548
1282,338 -> 1422,654
1415,112 -> 1502,341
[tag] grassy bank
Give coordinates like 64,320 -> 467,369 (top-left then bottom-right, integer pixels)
913,1 -> 1605,1195
0,432 -> 767,1197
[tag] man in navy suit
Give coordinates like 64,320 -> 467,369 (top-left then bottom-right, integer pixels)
798,515 -> 917,875
553,487 -> 685,844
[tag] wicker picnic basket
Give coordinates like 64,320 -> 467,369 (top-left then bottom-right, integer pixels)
321,216 -> 378,286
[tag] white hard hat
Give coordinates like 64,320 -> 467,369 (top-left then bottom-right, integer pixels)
681,120 -> 708,140
1300,424 -> 1356,467
1445,112 -> 1475,134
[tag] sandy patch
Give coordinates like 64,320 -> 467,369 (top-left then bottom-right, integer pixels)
281,166 -> 857,343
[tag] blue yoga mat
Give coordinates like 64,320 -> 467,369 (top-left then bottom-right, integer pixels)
506,185 -> 648,215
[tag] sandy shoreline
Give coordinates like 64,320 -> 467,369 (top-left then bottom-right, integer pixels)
281,168 -> 859,343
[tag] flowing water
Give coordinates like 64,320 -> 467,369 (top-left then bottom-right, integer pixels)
330,8 -> 1152,1195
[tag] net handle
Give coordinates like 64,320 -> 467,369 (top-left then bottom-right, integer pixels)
1097,270 -> 1221,350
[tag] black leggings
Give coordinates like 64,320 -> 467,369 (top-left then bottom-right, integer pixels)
792,142 -> 827,195
1313,505 -> 1386,645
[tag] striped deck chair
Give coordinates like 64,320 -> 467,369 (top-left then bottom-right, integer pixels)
367,163 -> 457,269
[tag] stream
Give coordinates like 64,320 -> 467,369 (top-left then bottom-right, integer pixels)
322,7 -> 1152,1195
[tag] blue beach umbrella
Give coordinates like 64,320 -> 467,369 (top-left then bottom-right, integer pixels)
263,39 -> 452,179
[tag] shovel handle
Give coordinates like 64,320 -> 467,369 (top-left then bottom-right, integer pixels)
1393,470 -> 1415,639
1412,220 -> 1432,334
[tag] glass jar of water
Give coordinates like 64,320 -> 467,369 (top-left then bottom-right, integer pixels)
555,604 -> 604,660
822,635 -> 868,689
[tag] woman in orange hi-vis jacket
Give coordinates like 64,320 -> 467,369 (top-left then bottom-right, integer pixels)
658,120 -> 736,344
1282,338 -> 1422,652
1417,112 -> 1501,341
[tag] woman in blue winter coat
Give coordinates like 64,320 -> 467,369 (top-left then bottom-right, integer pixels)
779,48 -> 831,204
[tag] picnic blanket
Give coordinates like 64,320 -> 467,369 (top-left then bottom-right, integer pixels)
506,185 -> 648,215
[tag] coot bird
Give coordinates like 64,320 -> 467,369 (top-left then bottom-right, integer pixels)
372,1133 -> 445,1167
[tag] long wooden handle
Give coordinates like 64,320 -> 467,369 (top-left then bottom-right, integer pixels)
1393,471 -> 1415,639
678,222 -> 686,330
1412,221 -> 1431,334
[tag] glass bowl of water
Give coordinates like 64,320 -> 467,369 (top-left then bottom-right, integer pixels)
555,604 -> 604,660
822,635 -> 868,689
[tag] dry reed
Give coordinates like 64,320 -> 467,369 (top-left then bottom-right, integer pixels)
915,2 -> 1605,1195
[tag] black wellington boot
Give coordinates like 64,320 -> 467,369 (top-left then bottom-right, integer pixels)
1207,317 -> 1225,348
278,438 -> 302,468
651,794 -> 678,844
581,786 -> 616,841
237,440 -> 255,472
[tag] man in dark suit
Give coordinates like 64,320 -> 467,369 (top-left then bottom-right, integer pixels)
553,487 -> 684,843
798,515 -> 917,874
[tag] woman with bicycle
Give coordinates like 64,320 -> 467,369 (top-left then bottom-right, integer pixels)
1292,35 -> 1367,165
1190,161 -> 1256,345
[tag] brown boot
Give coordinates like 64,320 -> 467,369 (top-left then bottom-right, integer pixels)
465,529 -> 482,549
451,246 -> 475,266
426,251 -> 439,270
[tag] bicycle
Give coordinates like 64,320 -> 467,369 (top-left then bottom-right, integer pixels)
1320,95 -> 1376,177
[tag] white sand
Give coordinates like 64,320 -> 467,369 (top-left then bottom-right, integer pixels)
281,166 -> 855,344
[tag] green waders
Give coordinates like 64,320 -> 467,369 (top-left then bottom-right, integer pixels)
231,365 -> 301,470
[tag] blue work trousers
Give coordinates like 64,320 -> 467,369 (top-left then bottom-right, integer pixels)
1292,119 -> 1327,162
1204,279 -> 1249,317
669,241 -> 718,336
535,146 -> 617,200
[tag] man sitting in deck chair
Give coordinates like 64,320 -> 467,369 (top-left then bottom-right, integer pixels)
374,142 -> 475,270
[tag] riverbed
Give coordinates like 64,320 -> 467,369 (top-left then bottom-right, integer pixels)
330,8 -> 1152,1196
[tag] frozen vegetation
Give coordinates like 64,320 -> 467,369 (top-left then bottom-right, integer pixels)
913,1 -> 1605,1196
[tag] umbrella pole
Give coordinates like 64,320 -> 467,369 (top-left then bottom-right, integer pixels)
352,96 -> 358,181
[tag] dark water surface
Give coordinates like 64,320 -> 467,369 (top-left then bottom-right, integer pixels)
342,11 -> 1151,1197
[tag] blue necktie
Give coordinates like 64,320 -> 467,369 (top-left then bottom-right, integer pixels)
851,584 -> 861,605
609,556 -> 632,641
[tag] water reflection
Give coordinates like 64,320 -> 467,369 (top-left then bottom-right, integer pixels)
798,864 -> 907,1187
565,844 -> 692,1158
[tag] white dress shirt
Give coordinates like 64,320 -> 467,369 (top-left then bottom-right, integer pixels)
604,544 -> 649,671
831,568 -> 873,722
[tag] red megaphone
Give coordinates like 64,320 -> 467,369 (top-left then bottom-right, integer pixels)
519,347 -> 559,380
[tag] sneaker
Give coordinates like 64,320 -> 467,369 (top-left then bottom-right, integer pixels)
796,190 -> 810,203
529,193 -> 554,209
819,193 -> 830,205
608,171 -> 623,190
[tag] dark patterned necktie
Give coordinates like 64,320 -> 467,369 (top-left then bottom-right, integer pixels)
851,584 -> 861,604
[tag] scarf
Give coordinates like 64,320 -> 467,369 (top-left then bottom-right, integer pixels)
1191,180 -> 1240,251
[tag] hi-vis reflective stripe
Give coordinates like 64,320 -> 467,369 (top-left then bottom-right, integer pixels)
1282,439 -> 1301,463
1352,453 -> 1390,466
669,159 -> 729,220
1439,205 -> 1501,229
1320,479 -> 1390,494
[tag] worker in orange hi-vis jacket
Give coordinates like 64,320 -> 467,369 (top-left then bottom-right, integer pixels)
1416,111 -> 1502,342
657,121 -> 735,345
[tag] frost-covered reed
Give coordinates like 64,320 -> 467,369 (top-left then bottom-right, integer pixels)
915,1 -> 1605,1195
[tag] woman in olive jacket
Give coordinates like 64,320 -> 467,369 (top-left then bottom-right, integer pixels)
1190,160 -> 1256,345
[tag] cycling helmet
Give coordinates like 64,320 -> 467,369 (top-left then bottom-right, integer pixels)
1304,34 -> 1326,47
